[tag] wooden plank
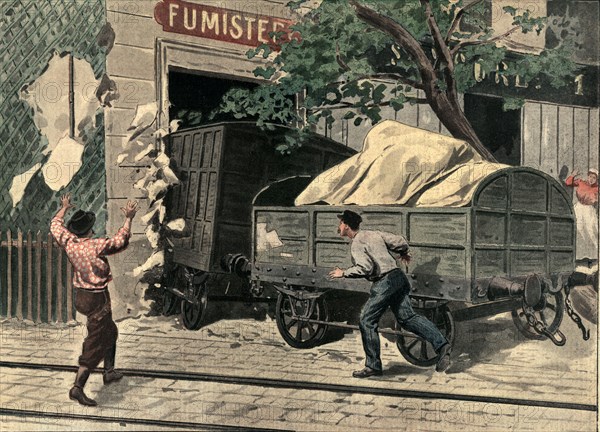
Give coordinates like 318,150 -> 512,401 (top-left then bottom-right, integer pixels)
7,230 -> 12,318
589,109 -> 599,171
522,102 -> 541,169
67,259 -> 73,321
557,106 -> 574,177
409,213 -> 467,244
56,245 -> 63,322
26,231 -> 32,321
16,230 -> 23,320
47,233 -> 53,323
36,231 -> 42,323
540,104 -> 558,177
573,107 -> 590,174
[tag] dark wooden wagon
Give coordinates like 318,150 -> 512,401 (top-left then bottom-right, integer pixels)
249,167 -> 578,365
161,122 -> 355,329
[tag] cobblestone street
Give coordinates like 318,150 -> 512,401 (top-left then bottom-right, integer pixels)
0,296 -> 597,431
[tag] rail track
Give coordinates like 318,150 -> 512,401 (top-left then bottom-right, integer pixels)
0,360 -> 595,413
0,406 -> 291,431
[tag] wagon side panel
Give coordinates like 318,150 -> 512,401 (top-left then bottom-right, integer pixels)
472,168 -> 575,285
168,126 -> 223,271
406,210 -> 470,301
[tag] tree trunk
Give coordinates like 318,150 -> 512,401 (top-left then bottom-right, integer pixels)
350,0 -> 497,163
427,92 -> 497,162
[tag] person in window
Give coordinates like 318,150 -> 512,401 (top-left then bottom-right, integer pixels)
51,194 -> 138,406
328,210 -> 451,378
565,168 -> 598,265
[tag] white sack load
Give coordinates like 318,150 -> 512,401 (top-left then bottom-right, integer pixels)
295,120 -> 508,207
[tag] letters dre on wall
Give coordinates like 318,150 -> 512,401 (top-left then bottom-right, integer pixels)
154,0 -> 294,47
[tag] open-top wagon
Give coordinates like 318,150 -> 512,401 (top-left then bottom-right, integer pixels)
248,166 -> 583,366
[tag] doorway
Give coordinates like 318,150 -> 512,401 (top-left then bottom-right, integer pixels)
464,94 -> 521,166
168,69 -> 259,129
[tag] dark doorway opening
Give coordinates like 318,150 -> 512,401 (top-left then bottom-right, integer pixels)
168,69 -> 259,129
464,94 -> 521,165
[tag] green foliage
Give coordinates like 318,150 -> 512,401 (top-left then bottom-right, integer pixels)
502,97 -> 525,111
216,0 -> 580,152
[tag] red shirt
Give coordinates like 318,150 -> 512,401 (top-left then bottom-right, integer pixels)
50,217 -> 131,289
565,176 -> 599,206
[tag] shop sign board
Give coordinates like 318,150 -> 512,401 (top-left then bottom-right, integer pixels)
154,0 -> 295,48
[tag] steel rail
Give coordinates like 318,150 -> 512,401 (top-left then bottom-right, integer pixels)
0,361 -> 595,413
0,407 -> 291,432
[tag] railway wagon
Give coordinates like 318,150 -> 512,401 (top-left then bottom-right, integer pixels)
249,167 -> 578,365
162,121 -> 355,329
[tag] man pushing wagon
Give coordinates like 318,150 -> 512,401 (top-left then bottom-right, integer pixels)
329,210 -> 452,378
51,193 -> 139,406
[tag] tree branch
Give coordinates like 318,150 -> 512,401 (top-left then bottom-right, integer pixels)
451,26 -> 522,56
445,0 -> 485,44
420,0 -> 454,71
308,97 -> 430,114
335,42 -> 351,71
349,0 -> 437,91
330,73 -> 424,90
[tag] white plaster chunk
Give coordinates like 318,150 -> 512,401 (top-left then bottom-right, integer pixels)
166,218 -> 185,232
127,101 -> 158,142
132,251 -> 164,277
169,119 -> 182,133
133,166 -> 158,193
255,223 -> 284,252
152,127 -> 169,139
19,52 -> 100,155
134,143 -> 156,162
147,179 -> 169,201
145,225 -> 160,249
161,166 -> 180,186
158,202 -> 166,224
116,153 -> 128,164
9,163 -> 42,207
141,198 -> 164,225
153,152 -> 170,169
42,134 -> 85,191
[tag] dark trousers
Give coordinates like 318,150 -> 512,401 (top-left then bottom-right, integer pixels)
359,269 -> 448,371
74,289 -> 118,370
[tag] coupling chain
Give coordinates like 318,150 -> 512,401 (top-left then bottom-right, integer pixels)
524,306 -> 566,346
564,284 -> 590,341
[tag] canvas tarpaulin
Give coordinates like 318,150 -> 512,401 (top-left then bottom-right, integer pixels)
295,120 -> 508,207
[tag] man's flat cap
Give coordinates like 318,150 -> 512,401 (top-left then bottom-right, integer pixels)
337,210 -> 362,228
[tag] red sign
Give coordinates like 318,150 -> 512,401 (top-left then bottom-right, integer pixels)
154,0 -> 295,49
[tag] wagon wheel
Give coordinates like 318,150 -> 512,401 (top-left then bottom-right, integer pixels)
161,265 -> 182,316
511,290 -> 564,340
275,292 -> 329,349
396,304 -> 455,367
180,271 -> 209,331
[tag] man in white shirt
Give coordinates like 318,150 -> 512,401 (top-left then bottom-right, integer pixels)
329,210 -> 451,377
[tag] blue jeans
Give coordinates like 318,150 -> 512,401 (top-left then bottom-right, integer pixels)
359,269 -> 448,371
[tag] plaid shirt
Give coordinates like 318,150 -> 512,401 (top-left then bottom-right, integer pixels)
50,216 -> 131,290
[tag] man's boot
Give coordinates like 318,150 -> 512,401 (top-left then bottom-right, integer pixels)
69,367 -> 97,406
103,344 -> 123,385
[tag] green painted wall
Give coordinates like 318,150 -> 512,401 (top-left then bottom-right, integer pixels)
0,0 -> 107,234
